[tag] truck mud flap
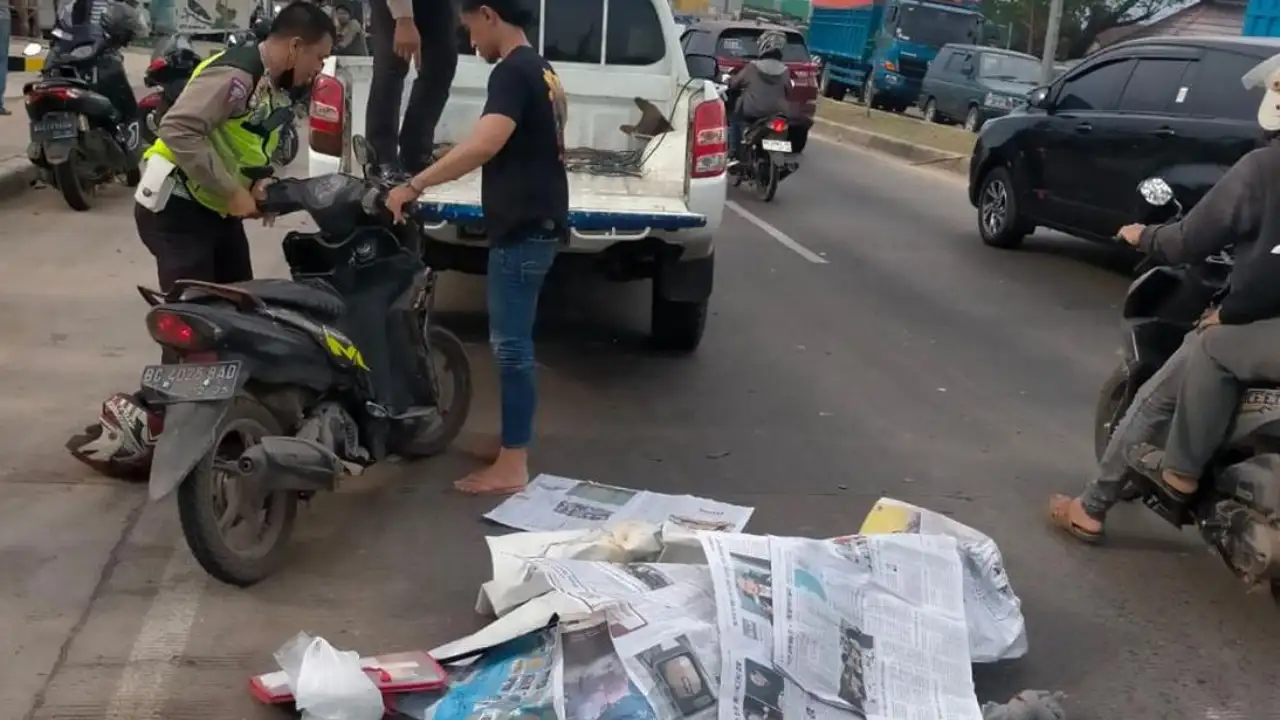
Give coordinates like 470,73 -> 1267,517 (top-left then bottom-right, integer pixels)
149,400 -> 232,501
414,202 -> 707,233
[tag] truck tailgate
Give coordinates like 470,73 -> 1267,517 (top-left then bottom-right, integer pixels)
413,170 -> 707,233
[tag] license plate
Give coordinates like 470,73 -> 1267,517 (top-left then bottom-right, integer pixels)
762,139 -> 792,152
31,113 -> 78,141
140,361 -> 242,402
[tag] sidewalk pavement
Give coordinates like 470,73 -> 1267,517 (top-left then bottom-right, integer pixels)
2,37 -> 155,200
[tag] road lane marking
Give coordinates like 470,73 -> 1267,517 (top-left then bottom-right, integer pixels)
104,547 -> 206,720
726,201 -> 829,264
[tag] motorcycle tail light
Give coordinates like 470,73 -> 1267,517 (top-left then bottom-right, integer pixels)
769,118 -> 788,133
138,91 -> 163,110
145,309 -> 220,350
147,57 -> 168,73
26,86 -> 80,103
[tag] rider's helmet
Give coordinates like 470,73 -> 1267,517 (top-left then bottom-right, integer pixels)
757,30 -> 786,60
65,392 -> 162,480
1242,52 -> 1280,132
100,0 -> 147,45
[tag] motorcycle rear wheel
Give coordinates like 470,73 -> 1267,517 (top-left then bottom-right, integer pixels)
176,395 -> 298,587
398,324 -> 474,458
756,158 -> 779,202
53,152 -> 93,212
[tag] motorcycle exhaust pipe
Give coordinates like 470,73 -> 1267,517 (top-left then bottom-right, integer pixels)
236,436 -> 346,493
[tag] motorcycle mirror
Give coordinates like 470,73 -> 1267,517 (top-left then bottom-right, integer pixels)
1138,177 -> 1174,206
352,134 -> 373,170
22,43 -> 43,57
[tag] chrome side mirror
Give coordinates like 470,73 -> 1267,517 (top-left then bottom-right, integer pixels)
1138,177 -> 1174,206
352,134 -> 370,169
1026,86 -> 1050,109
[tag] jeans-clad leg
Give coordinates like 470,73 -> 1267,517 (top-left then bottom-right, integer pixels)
487,237 -> 559,449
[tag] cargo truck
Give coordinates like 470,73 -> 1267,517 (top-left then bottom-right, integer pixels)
810,0 -> 983,112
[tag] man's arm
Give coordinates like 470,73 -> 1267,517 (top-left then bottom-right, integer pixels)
1136,151 -> 1265,265
156,65 -> 255,201
406,62 -> 527,191
386,0 -> 412,20
727,64 -> 754,90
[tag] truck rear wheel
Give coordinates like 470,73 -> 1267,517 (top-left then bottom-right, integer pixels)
651,293 -> 707,353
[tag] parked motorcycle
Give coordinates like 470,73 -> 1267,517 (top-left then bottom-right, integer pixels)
21,22 -> 143,211
137,135 -> 472,587
1092,176 -> 1280,602
138,34 -> 201,146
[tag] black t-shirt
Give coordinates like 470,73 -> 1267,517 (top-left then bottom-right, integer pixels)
481,45 -> 569,246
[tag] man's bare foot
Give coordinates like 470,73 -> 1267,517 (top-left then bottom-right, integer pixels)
1047,494 -> 1104,543
454,448 -> 529,496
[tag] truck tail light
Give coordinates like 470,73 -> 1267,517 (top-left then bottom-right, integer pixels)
690,97 -> 727,179
309,74 -> 345,157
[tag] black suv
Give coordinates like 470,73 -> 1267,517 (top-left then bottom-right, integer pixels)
968,36 -> 1280,249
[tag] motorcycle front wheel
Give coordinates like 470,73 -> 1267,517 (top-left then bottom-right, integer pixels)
398,324 -> 474,458
1093,361 -> 1144,502
176,394 -> 298,587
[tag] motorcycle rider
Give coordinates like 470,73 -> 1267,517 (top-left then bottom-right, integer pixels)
726,29 -> 792,168
63,2 -> 335,479
1048,57 -> 1280,542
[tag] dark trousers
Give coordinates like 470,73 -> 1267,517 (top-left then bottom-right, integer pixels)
135,197 -> 254,363
366,0 -> 458,171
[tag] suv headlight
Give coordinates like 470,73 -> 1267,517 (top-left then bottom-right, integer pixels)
983,92 -> 1015,109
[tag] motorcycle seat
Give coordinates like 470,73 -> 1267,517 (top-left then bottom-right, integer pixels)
228,278 -> 346,321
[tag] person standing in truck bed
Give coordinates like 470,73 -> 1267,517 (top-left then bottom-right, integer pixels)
366,0 -> 458,174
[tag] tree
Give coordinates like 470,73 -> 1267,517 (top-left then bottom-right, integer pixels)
982,0 -> 1185,60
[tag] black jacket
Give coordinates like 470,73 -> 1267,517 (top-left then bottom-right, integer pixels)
1137,140 -> 1280,324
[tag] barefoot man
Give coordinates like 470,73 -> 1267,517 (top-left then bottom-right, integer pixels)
385,0 -> 566,496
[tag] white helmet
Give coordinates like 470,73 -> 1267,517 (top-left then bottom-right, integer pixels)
1241,52 -> 1280,131
757,30 -> 786,57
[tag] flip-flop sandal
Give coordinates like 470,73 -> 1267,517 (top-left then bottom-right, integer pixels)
1124,443 -> 1196,502
1047,494 -> 1104,544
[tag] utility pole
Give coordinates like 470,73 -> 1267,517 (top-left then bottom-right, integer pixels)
1040,0 -> 1064,85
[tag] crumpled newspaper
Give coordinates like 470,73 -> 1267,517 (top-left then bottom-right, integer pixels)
981,690 -> 1067,720
274,632 -> 384,720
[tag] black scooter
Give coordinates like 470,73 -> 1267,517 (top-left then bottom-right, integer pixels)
137,135 -> 473,587
1093,176 -> 1280,602
21,28 -> 142,211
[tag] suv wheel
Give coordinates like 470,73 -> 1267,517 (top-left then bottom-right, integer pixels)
651,295 -> 708,353
923,98 -> 939,123
964,106 -> 982,133
977,167 -> 1031,249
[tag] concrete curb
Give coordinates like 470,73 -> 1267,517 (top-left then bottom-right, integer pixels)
811,117 -> 969,177
0,156 -> 39,202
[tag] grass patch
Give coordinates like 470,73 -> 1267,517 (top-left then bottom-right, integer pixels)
816,99 -> 978,157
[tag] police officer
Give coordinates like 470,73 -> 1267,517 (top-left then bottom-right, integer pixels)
136,1 -> 335,291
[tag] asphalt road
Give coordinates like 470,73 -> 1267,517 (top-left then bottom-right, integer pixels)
0,139 -> 1275,720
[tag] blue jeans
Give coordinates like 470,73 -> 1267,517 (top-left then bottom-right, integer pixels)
487,236 -> 559,449
0,14 -> 10,112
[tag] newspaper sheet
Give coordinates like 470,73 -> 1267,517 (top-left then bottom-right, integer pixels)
771,535 -> 983,720
539,561 -> 722,720
699,533 -> 849,720
852,497 -> 1027,662
394,630 -> 558,720
484,475 -> 754,534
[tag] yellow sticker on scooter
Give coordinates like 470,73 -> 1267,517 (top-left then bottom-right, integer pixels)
322,328 -> 370,371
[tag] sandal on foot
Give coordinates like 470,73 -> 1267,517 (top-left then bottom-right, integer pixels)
1047,494 -> 1104,544
1124,443 -> 1196,502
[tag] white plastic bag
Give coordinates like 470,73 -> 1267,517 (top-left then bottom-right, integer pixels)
274,632 -> 385,720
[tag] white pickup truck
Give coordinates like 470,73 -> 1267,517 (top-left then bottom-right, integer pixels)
308,0 -> 728,352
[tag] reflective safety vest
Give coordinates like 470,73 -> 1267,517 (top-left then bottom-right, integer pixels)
143,45 -> 283,216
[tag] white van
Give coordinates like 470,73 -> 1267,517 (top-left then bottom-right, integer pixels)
308,0 -> 728,352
